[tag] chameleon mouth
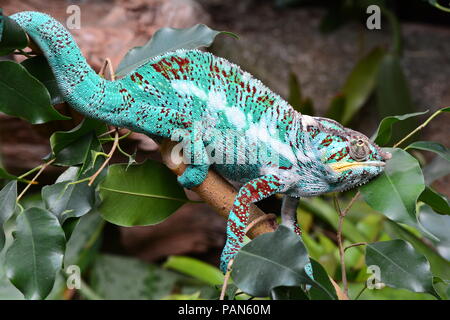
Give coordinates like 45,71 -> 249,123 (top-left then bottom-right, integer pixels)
328,161 -> 386,173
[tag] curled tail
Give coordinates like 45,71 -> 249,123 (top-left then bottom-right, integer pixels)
10,11 -> 201,137
10,12 -> 114,120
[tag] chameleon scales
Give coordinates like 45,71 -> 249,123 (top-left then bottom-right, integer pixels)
10,11 -> 391,274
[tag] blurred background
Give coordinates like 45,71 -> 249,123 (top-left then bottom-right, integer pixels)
0,0 -> 449,299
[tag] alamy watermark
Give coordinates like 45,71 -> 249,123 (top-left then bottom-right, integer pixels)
366,265 -> 385,290
65,264 -> 81,290
66,5 -> 81,30
366,5 -> 381,30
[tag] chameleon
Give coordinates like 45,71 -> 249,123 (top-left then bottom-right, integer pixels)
9,11 -> 391,274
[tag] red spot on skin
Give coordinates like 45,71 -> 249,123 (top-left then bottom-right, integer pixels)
321,136 -> 332,147
135,73 -> 143,81
328,153 -> 337,161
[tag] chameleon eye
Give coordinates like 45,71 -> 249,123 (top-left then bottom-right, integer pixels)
349,138 -> 369,161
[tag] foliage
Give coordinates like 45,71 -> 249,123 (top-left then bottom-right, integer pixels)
0,7 -> 449,301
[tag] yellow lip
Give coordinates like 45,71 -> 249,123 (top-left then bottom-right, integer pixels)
328,161 -> 385,173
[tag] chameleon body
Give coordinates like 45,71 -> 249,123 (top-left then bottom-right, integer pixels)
10,12 -> 391,273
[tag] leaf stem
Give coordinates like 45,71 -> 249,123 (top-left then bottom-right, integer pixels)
17,159 -> 55,201
219,259 -> 234,300
88,129 -> 119,186
431,2 -> 450,13
333,194 -> 348,296
17,164 -> 43,180
344,242 -> 367,252
393,109 -> 443,148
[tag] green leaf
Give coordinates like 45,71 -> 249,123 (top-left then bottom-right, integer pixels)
98,160 -> 188,226
0,167 -> 18,181
90,254 -> 180,300
0,61 -> 68,124
287,72 -> 314,115
21,56 -> 64,105
49,118 -> 105,166
116,24 -> 236,77
340,47 -> 385,124
0,181 -> 16,250
63,210 -> 104,270
5,207 -> 65,300
372,111 -> 428,146
232,225 -> 335,299
360,148 -> 429,236
308,258 -> 337,300
375,53 -> 416,143
419,205 -> 450,262
418,187 -> 450,216
42,181 -> 95,224
287,72 -> 302,110
163,256 -> 223,286
366,240 -> 438,297
385,219 -> 450,283
324,94 -> 346,122
348,282 -> 435,300
0,10 -> 28,55
406,141 -> 450,163
270,286 -> 309,300
423,156 -> 450,185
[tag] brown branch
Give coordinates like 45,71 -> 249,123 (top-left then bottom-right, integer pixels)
159,140 -> 277,239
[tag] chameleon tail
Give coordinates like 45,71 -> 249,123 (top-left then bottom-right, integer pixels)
9,11 -> 121,125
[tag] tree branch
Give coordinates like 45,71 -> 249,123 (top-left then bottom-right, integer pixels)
159,140 -> 277,239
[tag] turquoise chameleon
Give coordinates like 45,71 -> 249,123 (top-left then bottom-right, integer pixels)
9,12 -> 391,274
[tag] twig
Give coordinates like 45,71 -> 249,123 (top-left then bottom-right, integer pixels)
219,259 -> 234,300
393,109 -> 444,148
13,49 -> 38,58
430,2 -> 450,13
97,128 -> 117,138
99,58 -> 115,81
333,194 -> 348,296
88,129 -> 119,186
342,191 -> 360,216
344,242 -> 367,252
17,159 -> 55,201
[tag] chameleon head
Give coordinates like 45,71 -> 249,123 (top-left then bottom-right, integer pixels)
302,116 -> 392,193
